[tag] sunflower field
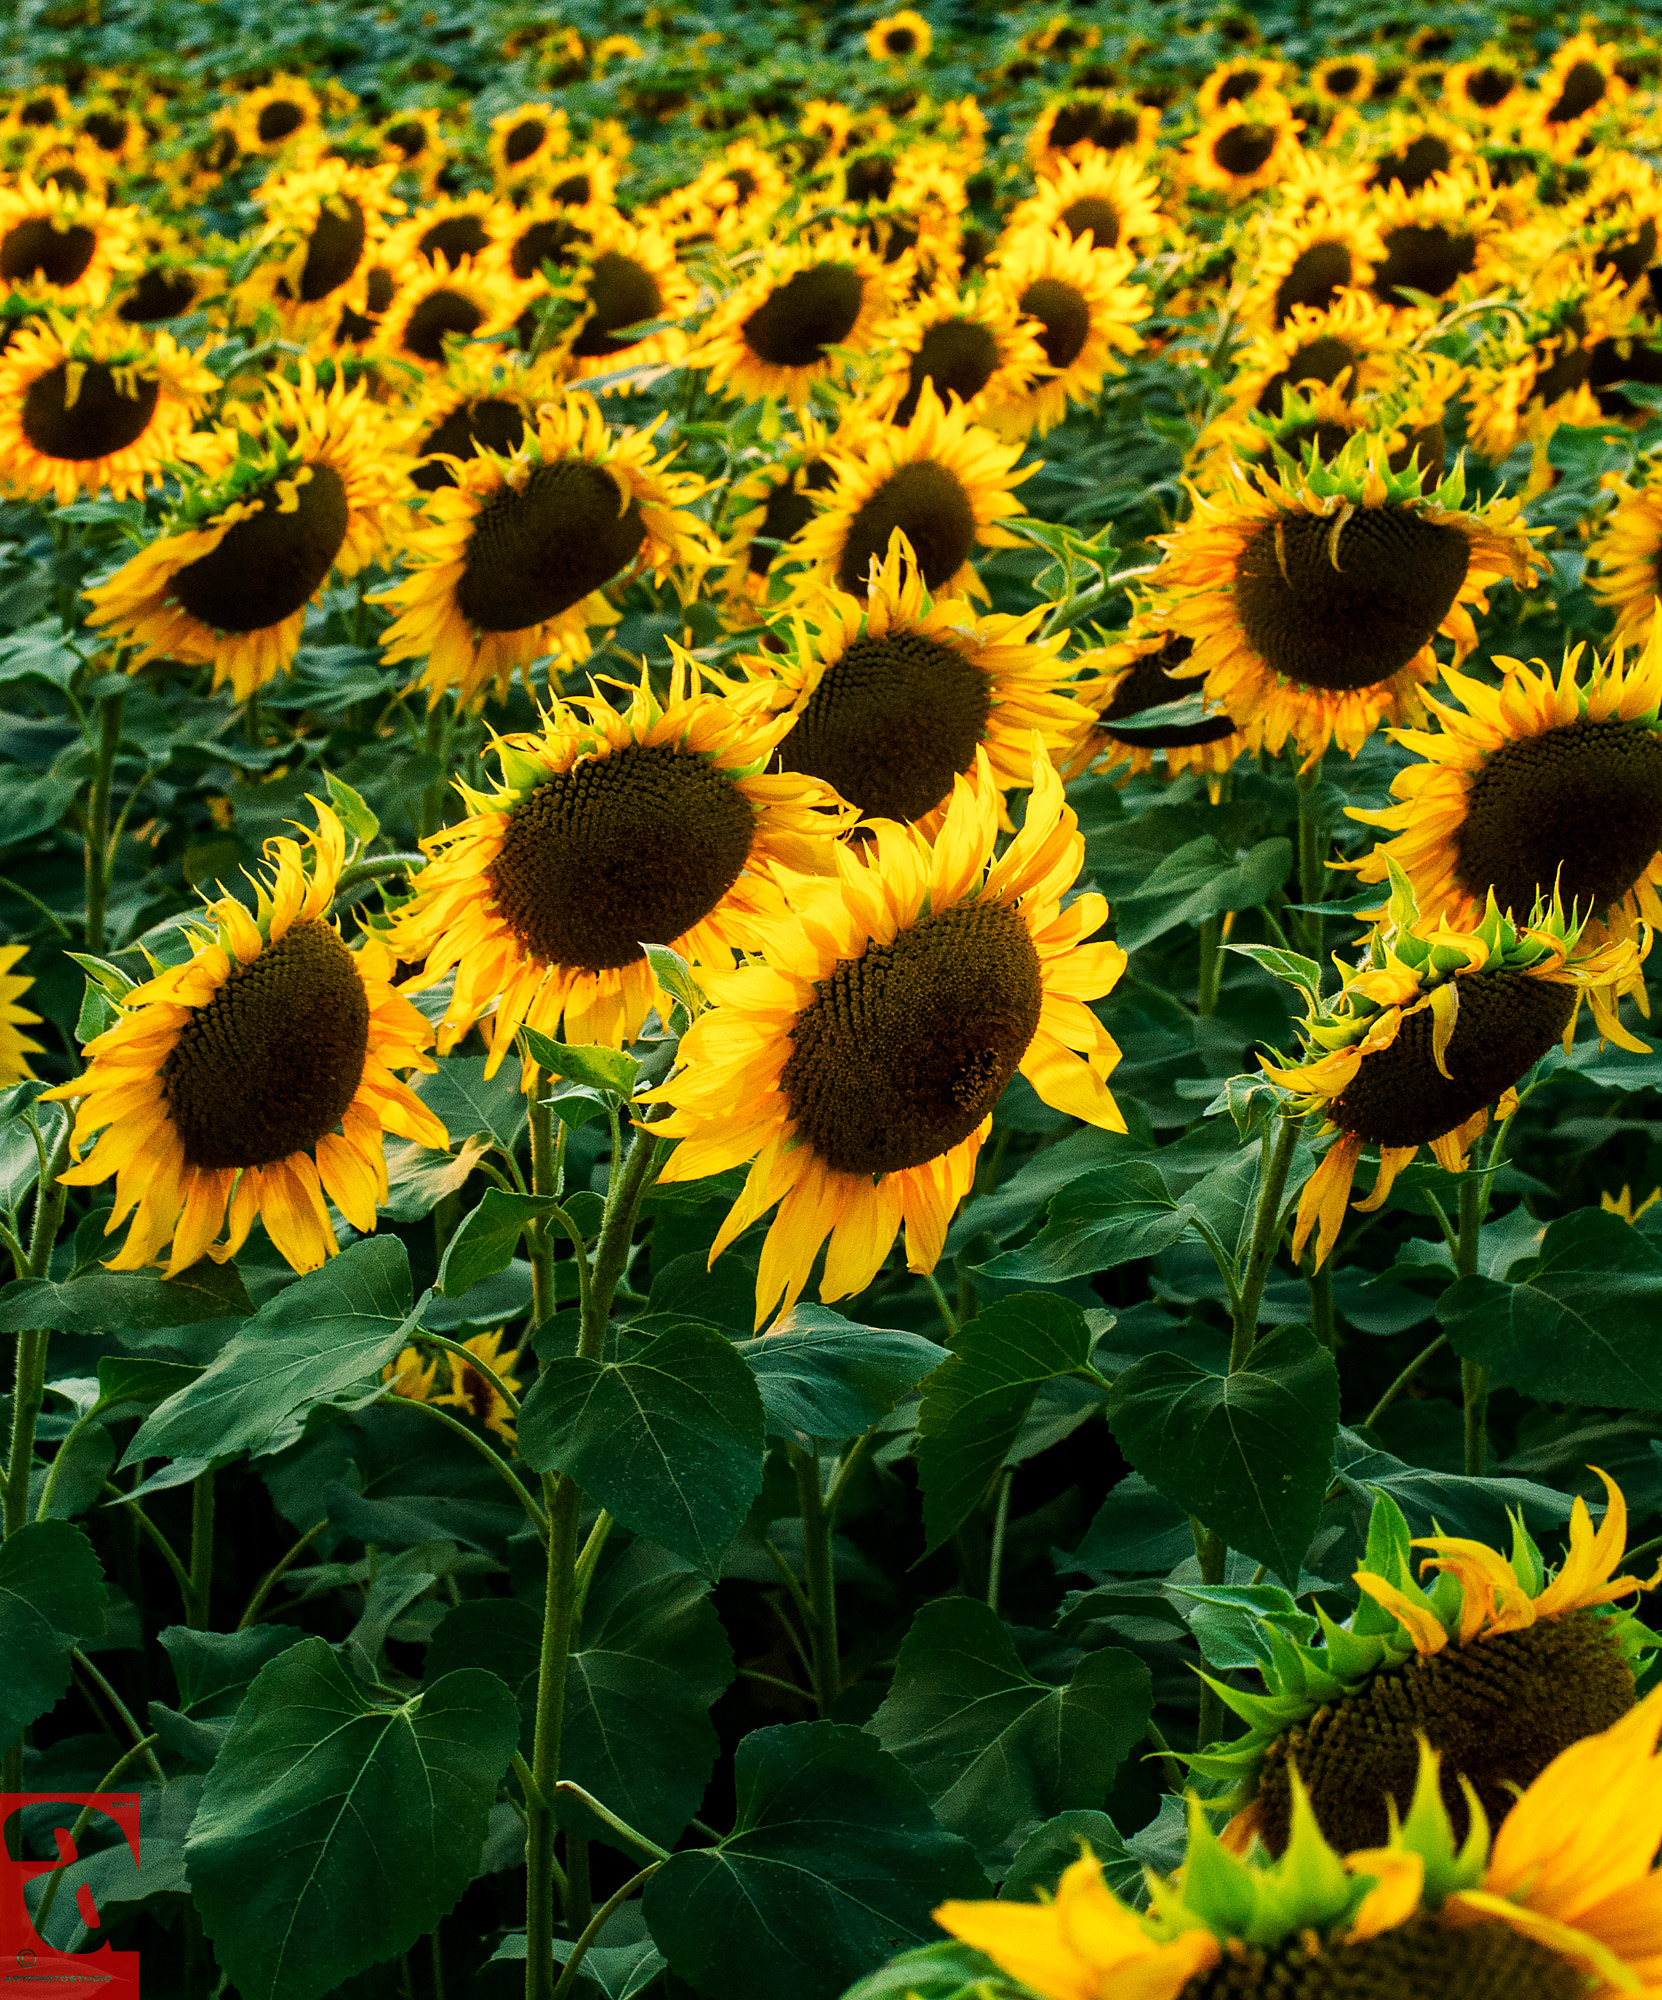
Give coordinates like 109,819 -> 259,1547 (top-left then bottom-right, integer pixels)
14,0 -> 1662,1995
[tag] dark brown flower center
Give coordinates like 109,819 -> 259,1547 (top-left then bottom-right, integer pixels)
81,110 -> 128,152
296,196 -> 366,302
418,214 -> 490,266
742,262 -> 865,370
776,627 -> 992,821
1453,717 -> 1662,919
1100,636 -> 1239,747
845,154 -> 896,203
1324,64 -> 1361,96
1211,122 -> 1279,177
747,460 -> 834,576
456,458 -> 644,632
570,251 -> 662,358
1464,64 -> 1516,108
1232,507 -> 1471,692
161,918 -> 369,1171
1372,133 -> 1453,192
20,359 -> 160,460
894,319 -> 1000,424
486,744 -> 756,972
1050,100 -> 1141,150
256,100 -> 306,145
1531,343 -> 1591,406
1330,969 -> 1576,1148
834,461 -> 977,594
1019,277 -> 1091,371
1273,240 -> 1353,325
1373,223 -> 1478,305
1600,218 -> 1658,285
399,286 -> 485,363
511,215 -> 586,280
504,117 -> 547,165
117,268 -> 198,323
170,464 -> 349,633
412,397 -> 528,492
385,119 -> 428,158
0,218 -> 97,288
1177,1914 -> 1585,2000
780,900 -> 1044,1175
1258,334 -> 1359,413
1547,59 -> 1607,124
1217,68 -> 1261,104
1057,194 -> 1121,246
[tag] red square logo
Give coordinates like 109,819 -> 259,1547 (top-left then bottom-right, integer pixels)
0,1795 -> 143,1995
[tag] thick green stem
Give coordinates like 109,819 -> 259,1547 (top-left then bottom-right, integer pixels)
527,1064 -> 558,1329
82,690 -> 124,955
579,1125 -> 661,1358
188,1467 -> 215,1627
329,852 -> 426,914
1294,755 -> 1326,966
1196,914 -> 1223,1016
986,1470 -> 1012,1617
1230,1114 -> 1302,1370
4,1127 -> 70,1542
1457,1175 -> 1488,1473
1190,1517 -> 1228,1752
31,1732 -> 159,1936
791,1443 -> 841,1716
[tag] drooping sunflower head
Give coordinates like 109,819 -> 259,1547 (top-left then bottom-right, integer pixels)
1263,866 -> 1649,1266
1004,146 -> 1165,254
1070,611 -> 1248,796
1243,196 -> 1387,331
486,100 -> 570,189
0,310 -> 219,506
372,390 -> 716,706
0,177 -> 139,308
383,191 -> 508,279
790,383 -> 1032,604
84,364 -> 412,701
984,225 -> 1148,438
1365,112 -> 1474,197
1024,93 -> 1161,172
933,1688 -> 1662,2000
401,351 -> 537,494
690,221 -> 899,407
0,945 -> 44,1086
1193,1473 -> 1660,1860
736,529 -> 1092,828
248,158 -> 403,331
1151,436 -> 1544,764
1351,625 -> 1662,939
111,219 -> 224,328
647,748 -> 1128,1326
1185,104 -> 1306,200
865,10 -> 932,64
1220,292 -> 1405,448
387,652 -> 854,1070
23,135 -> 113,207
1589,461 -> 1662,643
46,799 -> 446,1277
232,75 -> 323,158
1460,270 -> 1624,463
1367,163 -> 1504,308
653,138 -> 788,248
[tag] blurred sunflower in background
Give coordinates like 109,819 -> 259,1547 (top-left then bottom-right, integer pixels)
1003,146 -> 1164,252
986,227 -> 1148,435
1071,612 -> 1249,797
866,11 -> 932,65
0,176 -> 137,306
231,75 -> 322,159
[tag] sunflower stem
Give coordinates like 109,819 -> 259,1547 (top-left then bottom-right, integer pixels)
4,1126 -> 70,1543
1230,1113 -> 1302,1370
1190,1516 -> 1228,1753
527,1064 -> 559,1329
237,1515 -> 328,1628
986,1469 -> 1013,1618
188,1466 -> 215,1628
1304,1249 -> 1335,1351
1457,1175 -> 1489,1473
525,1471 -> 581,2000
791,1441 -> 842,1716
1197,914 -> 1223,1015
82,688 -> 125,956
1363,1333 -> 1449,1432
1294,755 -> 1327,968
329,852 -> 426,909
549,1864 -> 660,2000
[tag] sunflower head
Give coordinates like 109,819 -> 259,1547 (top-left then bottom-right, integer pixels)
0,945 -> 44,1086
232,76 -> 323,158
249,158 -> 403,330
0,176 -> 139,308
866,11 -> 932,63
1004,146 -> 1165,253
1025,93 -> 1159,171
1185,104 -> 1305,199
487,101 -> 570,188
985,225 -> 1148,438
1071,613 -> 1247,795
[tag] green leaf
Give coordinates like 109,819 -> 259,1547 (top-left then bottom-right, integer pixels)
975,1163 -> 1194,1284
840,1941 -> 1025,2000
0,770 -> 80,847
641,941 -> 705,1018
1438,1208 -> 1662,1407
436,1187 -> 561,1298
92,1354 -> 203,1413
0,1519 -> 107,1744
914,1295 -> 1093,1553
381,1132 -> 492,1224
150,1622 -> 309,1765
1000,1809 -> 1141,1902
416,1056 -> 527,1153
517,1321 -> 765,1575
521,1025 -> 640,1097
187,1637 -> 519,2000
123,1237 -> 421,1464
737,1305 -> 941,1440
1105,1325 -> 1340,1585
1112,836 -> 1292,953
0,1260 -> 251,1336
1223,943 -> 1324,999
871,1599 -> 1152,1866
643,1721 -> 988,2000
323,770 -> 379,847
0,1084 -> 69,1213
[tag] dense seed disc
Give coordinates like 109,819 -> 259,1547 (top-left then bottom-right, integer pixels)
845,154 -> 896,203
503,117 -> 547,165
883,24 -> 916,52
1179,1914 -> 1583,2000
551,171 -> 592,205
570,251 -> 662,358
1102,636 -> 1238,746
21,361 -> 159,460
411,397 -> 528,492
894,320 -> 1000,424
455,458 -> 644,632
1329,969 -> 1576,1149
1233,508 -> 1470,691
1217,67 -> 1261,104
1272,241 -> 1353,326
418,214 -> 490,266
747,460 -> 834,576
486,744 -> 756,972
835,462 -> 977,594
1452,718 -> 1662,918
511,216 -> 585,281
1600,219 -> 1658,284
18,95 -> 57,126
1057,194 -> 1121,245
81,110 -> 128,152
297,196 -> 366,302
1372,133 -> 1453,192
161,919 -> 369,1171
1325,63 -> 1361,94
257,99 -> 305,144
170,465 -> 350,633
1050,101 -> 1142,150
1258,334 -> 1358,413
1374,223 -> 1478,304
742,263 -> 865,369
1211,123 -> 1278,176
384,119 -> 427,158
1252,1609 -> 1631,1857
780,901 -> 1044,1175
117,268 -> 198,322
1547,59 -> 1607,123
776,628 -> 992,821
0,219 -> 97,287
1018,277 -> 1091,370
1465,64 -> 1516,107
400,287 -> 485,363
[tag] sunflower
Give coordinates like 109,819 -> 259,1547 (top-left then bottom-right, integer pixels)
1220,292 -> 1404,439
931,1686 -> 1662,2000
372,251 -> 532,377
1349,630 -> 1662,937
372,391 -> 714,707
736,530 -> 1092,826
499,189 -> 598,289
383,191 -> 507,277
1588,459 -> 1662,641
1603,1183 -> 1662,1223
1365,114 -> 1475,196
1442,49 -> 1524,123
691,223 -> 898,408
866,11 -> 932,64
232,76 -> 322,158
716,409 -> 838,605
558,213 -> 696,386
790,383 -> 1031,602
24,137 -> 112,206
1196,55 -> 1287,119
1311,54 -> 1377,107
655,138 -> 787,245
248,158 -> 403,331
486,101 -> 570,188
1263,870 -> 1647,1267
1193,1472 -> 1661,1857
112,221 -> 223,327
1071,614 -> 1249,796
0,945 -> 43,1086
1151,437 -> 1543,765
645,749 -> 1127,1327
5,85 -> 70,138
0,177 -> 138,308
388,654 -> 853,1067
73,96 -> 146,170
377,107 -> 448,196
1243,198 -> 1387,330
0,312 -> 218,506
1461,273 -> 1625,464
1003,148 -> 1164,253
385,1327 -> 522,1442
1024,95 -> 1162,172
1368,164 -> 1505,308
1528,31 -> 1628,136
864,277 -> 1049,433
984,227 -> 1148,437
402,352 -> 538,494
46,801 -> 446,1278
1184,106 -> 1306,200
84,365 -> 411,702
